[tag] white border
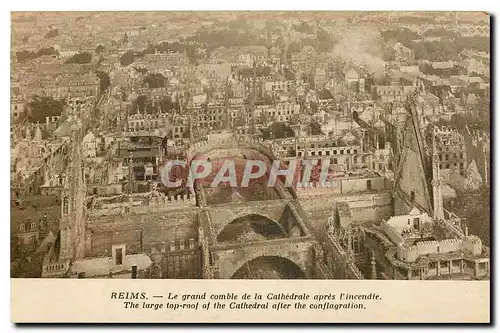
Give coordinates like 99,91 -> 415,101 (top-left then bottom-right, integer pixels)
2,1 -> 497,332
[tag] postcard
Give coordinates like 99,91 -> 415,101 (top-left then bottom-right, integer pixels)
10,11 -> 490,323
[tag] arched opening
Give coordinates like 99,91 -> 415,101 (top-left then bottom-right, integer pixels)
231,255 -> 305,279
191,152 -> 280,205
217,214 -> 286,244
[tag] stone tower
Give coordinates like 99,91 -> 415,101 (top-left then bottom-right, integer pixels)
393,92 -> 433,215
59,118 -> 87,261
431,135 -> 444,220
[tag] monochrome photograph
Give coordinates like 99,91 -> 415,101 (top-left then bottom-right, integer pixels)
10,11 -> 490,283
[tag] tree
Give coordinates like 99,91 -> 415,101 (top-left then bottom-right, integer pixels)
45,29 -> 59,39
318,89 -> 333,100
16,47 -> 59,63
315,27 -> 335,53
65,52 -> 92,64
11,234 -> 20,259
283,68 -> 296,81
456,36 -> 490,53
173,100 -> 181,113
186,26 -> 266,54
25,96 -> 65,124
447,187 -> 490,246
293,21 -> 315,34
381,28 -> 421,45
159,95 -> 174,112
95,71 -> 110,93
36,47 -> 59,57
133,95 -> 148,113
309,120 -> 323,135
95,44 -> 105,54
16,50 -> 36,63
143,73 -> 166,89
120,50 -> 135,66
262,122 -> 294,140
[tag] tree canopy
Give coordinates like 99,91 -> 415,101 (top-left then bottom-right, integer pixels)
25,96 -> 65,124
381,28 -> 421,46
65,52 -> 92,64
143,73 -> 166,88
16,46 -> 59,63
308,120 -> 324,135
45,29 -> 59,39
318,89 -> 333,100
447,186 -> 490,246
261,122 -> 295,140
95,44 -> 105,54
293,21 -> 315,34
187,28 -> 267,54
159,95 -> 177,112
133,95 -> 149,113
120,50 -> 135,66
95,71 -> 111,93
381,27 -> 489,61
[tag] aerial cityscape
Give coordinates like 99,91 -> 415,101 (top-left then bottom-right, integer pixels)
10,11 -> 490,280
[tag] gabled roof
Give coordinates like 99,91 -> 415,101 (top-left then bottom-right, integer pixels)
409,207 -> 421,215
